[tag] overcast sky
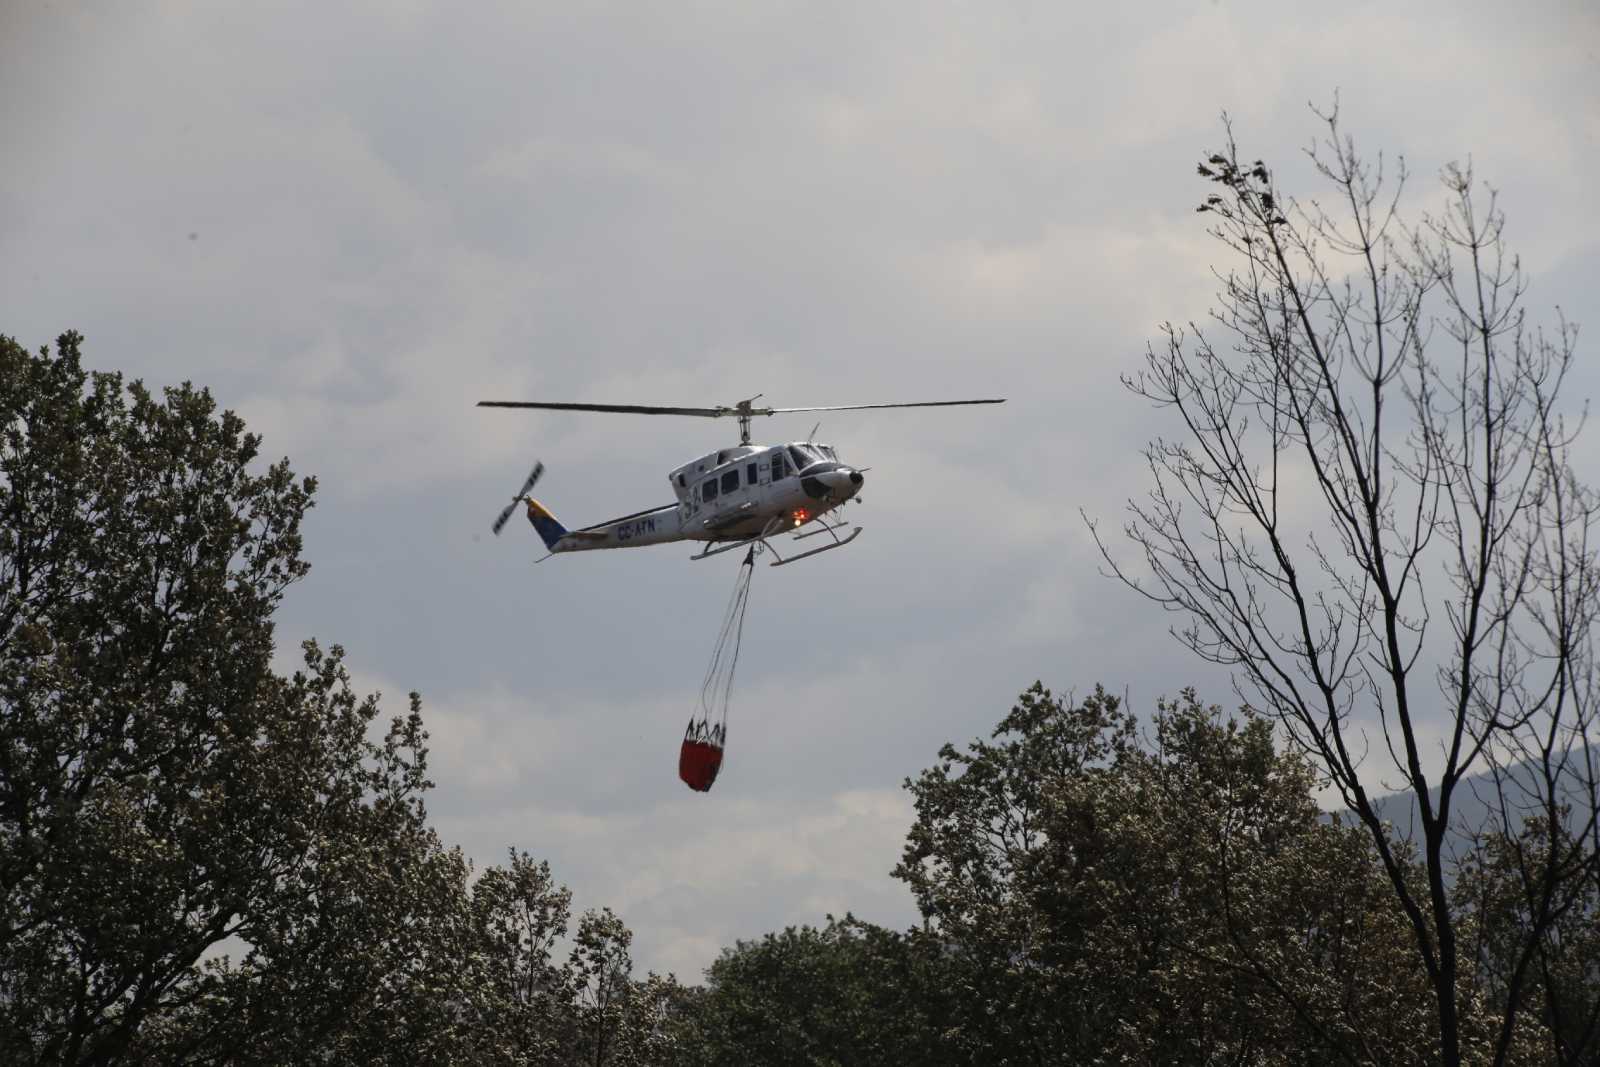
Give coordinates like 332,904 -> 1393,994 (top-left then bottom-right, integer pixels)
4,0 -> 1598,979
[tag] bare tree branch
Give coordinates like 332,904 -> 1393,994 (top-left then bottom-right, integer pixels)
1090,109 -> 1599,1067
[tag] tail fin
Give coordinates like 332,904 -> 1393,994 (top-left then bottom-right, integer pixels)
524,498 -> 568,550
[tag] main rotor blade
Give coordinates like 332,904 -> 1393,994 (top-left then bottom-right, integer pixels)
477,398 -> 1006,422
767,399 -> 1006,414
477,401 -> 730,417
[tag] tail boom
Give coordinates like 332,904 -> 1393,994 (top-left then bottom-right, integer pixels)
529,501 -> 682,552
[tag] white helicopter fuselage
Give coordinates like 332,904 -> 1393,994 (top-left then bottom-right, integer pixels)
530,441 -> 864,555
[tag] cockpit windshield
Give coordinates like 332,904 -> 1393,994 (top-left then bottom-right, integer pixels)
789,445 -> 820,471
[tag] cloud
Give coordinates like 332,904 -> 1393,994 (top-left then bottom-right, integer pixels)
435,786 -> 916,981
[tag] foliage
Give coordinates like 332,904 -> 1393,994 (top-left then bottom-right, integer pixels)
1455,814 -> 1600,1064
0,333 -> 677,1065
896,683 -> 1451,1064
893,683 -> 1137,1062
675,684 -> 1534,1064
1,329 -> 319,1060
668,915 -> 955,1067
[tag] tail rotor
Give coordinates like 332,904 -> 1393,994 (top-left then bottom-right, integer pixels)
492,461 -> 545,536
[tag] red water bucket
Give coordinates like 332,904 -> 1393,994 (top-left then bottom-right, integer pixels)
679,737 -> 724,792
679,717 -> 726,792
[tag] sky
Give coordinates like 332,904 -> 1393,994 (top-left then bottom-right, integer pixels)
3,0 -> 1597,979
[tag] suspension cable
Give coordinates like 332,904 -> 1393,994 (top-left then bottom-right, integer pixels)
697,547 -> 757,735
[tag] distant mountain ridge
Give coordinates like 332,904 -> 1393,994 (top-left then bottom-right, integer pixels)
1338,752 -> 1593,871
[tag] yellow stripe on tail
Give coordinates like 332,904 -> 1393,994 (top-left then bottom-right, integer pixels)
525,498 -> 568,550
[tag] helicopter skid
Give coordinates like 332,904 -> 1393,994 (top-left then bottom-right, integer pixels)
791,517 -> 852,542
689,517 -> 788,562
767,526 -> 861,566
690,513 -> 861,566
689,537 -> 763,562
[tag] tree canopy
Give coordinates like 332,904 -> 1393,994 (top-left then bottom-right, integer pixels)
0,333 -> 678,1065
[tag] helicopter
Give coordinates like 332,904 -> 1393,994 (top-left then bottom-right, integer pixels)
482,394 -> 1005,566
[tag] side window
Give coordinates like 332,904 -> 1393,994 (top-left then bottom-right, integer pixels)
702,478 -> 719,502
746,463 -> 758,486
771,452 -> 787,480
721,470 -> 739,494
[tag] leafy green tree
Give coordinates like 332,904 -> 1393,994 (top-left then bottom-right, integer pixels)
0,333 -> 678,1065
449,851 -> 679,1067
1455,815 -> 1600,1065
897,683 -> 1455,1065
671,915 -> 955,1067
146,649 -> 482,1066
563,907 -> 679,1067
1107,692 -> 1453,1064
466,851 -> 580,1064
668,684 -> 1478,1064
1,330 -> 324,1061
894,683 -> 1137,1062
